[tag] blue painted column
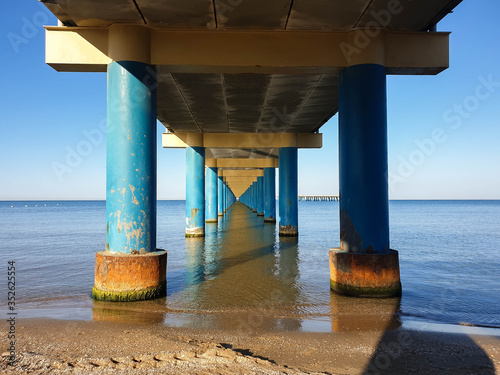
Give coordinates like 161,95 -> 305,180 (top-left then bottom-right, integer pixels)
264,167 -> 276,222
94,60 -> 166,301
186,146 -> 205,237
222,182 -> 226,212
206,166 -> 218,223
279,147 -> 298,236
106,61 -> 157,253
223,183 -> 226,212
338,64 -> 389,254
257,176 -> 264,216
217,175 -> 223,216
330,63 -> 401,298
251,182 -> 257,212
248,184 -> 252,209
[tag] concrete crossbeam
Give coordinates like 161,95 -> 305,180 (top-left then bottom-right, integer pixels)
46,26 -> 449,75
162,132 -> 322,149
212,159 -> 278,168
220,170 -> 264,177
224,176 -> 258,183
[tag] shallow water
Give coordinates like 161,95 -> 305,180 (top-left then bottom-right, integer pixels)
0,199 -> 499,333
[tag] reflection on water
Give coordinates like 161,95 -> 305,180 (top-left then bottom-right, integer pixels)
92,302 -> 165,324
179,204 -> 300,311
330,292 -> 401,332
92,202 -> 401,332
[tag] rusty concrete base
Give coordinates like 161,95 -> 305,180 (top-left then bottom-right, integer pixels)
329,248 -> 401,298
257,212 -> 264,216
218,213 -> 223,216
93,250 -> 167,302
279,225 -> 298,237
206,219 -> 218,223
264,217 -> 276,223
252,209 -> 258,213
185,227 -> 205,238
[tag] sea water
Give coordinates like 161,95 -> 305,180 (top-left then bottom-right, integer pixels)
0,200 -> 499,332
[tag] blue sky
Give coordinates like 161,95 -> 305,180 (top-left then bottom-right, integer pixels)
0,1 -> 499,200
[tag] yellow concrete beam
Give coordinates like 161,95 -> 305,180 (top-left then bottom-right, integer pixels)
227,186 -> 253,191
227,182 -> 252,189
229,188 -> 249,198
221,170 -> 263,177
226,180 -> 255,185
46,27 -> 449,75
223,176 -> 258,183
45,27 -> 111,71
227,181 -> 252,188
214,159 -> 278,168
205,159 -> 217,168
162,132 -> 322,149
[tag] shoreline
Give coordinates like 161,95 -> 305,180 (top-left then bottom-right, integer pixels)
1,317 -> 499,374
8,306 -> 500,337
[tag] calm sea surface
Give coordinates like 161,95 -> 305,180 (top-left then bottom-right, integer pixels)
0,200 -> 499,332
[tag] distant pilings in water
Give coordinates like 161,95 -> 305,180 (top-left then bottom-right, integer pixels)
298,195 -> 339,202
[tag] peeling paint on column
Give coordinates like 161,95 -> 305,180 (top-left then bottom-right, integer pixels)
185,146 -> 205,237
106,61 -> 157,254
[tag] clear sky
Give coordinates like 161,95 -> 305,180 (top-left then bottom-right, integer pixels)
1,1 -> 499,200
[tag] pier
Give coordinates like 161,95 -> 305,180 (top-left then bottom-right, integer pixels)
299,196 -> 339,202
40,0 -> 461,301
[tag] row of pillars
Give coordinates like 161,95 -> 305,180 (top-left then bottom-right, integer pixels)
185,146 -> 237,237
187,147 -> 299,237
93,59 -> 401,302
238,147 -> 299,236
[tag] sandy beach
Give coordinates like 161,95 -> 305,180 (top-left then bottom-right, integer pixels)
1,317 -> 499,374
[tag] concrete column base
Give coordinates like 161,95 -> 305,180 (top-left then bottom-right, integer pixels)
206,219 -> 218,223
257,212 -> 264,216
252,209 -> 257,213
218,213 -> 223,217
329,248 -> 401,298
92,250 -> 167,301
279,225 -> 298,237
264,217 -> 276,223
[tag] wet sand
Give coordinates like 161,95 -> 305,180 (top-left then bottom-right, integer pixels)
1,318 -> 499,374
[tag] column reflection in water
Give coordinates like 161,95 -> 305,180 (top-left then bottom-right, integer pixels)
274,236 -> 301,331
329,292 -> 401,332
173,202 -> 303,331
92,298 -> 166,324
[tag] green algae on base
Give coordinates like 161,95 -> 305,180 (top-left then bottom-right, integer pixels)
92,285 -> 166,302
330,280 -> 402,298
185,233 -> 205,238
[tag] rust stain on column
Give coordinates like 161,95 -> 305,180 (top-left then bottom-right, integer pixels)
329,248 -> 401,298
